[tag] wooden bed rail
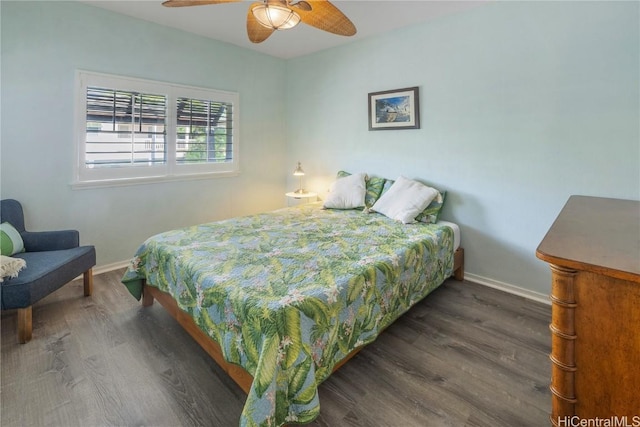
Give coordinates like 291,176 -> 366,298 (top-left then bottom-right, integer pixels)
142,283 -> 364,394
141,247 -> 464,395
143,283 -> 254,393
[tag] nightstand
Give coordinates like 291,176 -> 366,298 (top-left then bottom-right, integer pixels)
285,192 -> 318,206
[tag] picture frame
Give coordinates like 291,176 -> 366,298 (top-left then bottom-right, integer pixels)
368,86 -> 420,130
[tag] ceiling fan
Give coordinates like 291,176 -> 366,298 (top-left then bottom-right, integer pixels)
162,0 -> 357,44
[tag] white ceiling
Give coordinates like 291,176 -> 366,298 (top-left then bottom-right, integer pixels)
80,1 -> 488,59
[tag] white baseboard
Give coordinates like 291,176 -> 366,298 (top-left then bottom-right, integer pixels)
90,262 -> 550,306
93,260 -> 130,276
464,273 -> 550,305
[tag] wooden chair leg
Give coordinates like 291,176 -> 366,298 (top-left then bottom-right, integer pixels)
17,306 -> 33,344
84,268 -> 93,296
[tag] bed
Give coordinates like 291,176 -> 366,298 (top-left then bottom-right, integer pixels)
121,198 -> 463,426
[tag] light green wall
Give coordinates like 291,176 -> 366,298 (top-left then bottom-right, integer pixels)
1,1 -> 288,267
2,1 -> 638,296
285,1 -> 640,295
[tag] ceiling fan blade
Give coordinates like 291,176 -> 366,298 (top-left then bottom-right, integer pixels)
295,0 -> 356,37
247,2 -> 275,44
162,0 -> 240,7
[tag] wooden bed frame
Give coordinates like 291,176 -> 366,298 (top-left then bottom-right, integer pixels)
141,247 -> 464,395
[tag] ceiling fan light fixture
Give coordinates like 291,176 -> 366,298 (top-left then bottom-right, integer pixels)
252,4 -> 301,30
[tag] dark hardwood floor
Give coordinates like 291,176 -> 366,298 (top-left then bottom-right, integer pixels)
1,269 -> 551,426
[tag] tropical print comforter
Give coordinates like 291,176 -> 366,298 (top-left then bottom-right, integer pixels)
121,203 -> 454,426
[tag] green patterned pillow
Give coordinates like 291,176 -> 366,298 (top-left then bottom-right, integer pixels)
380,178 -> 394,196
1,222 -> 25,256
415,190 -> 446,223
336,171 -> 386,208
380,179 -> 446,224
365,177 -> 385,207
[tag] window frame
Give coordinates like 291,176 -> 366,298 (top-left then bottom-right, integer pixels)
73,70 -> 239,189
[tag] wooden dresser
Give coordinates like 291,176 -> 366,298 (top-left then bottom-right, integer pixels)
536,195 -> 640,425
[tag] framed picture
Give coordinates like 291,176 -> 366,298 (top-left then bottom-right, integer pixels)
368,86 -> 420,130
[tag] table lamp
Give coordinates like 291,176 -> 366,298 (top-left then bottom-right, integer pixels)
293,161 -> 306,194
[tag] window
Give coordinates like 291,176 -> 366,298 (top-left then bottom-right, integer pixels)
175,97 -> 234,165
74,71 -> 239,187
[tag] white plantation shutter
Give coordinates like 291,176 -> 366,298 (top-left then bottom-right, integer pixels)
74,71 -> 239,188
85,87 -> 167,168
175,97 -> 234,164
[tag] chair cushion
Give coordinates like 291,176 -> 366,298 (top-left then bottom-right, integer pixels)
0,246 -> 96,309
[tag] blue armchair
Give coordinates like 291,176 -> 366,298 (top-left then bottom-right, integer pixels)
1,199 -> 96,343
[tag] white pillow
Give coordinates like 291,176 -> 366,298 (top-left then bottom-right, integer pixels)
323,172 -> 367,209
371,176 -> 439,223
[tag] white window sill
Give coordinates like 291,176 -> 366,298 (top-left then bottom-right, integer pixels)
71,171 -> 240,190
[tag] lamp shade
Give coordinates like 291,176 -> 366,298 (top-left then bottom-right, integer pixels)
293,161 -> 305,176
252,4 -> 301,30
